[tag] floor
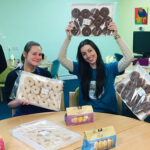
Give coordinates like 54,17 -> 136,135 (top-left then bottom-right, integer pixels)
0,77 -> 79,120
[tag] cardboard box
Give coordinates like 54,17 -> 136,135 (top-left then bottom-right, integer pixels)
83,126 -> 116,150
65,105 -> 94,126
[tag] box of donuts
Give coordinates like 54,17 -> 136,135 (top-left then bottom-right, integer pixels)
12,120 -> 82,150
16,71 -> 63,111
116,64 -> 150,120
71,3 -> 115,36
65,105 -> 94,126
82,126 -> 116,150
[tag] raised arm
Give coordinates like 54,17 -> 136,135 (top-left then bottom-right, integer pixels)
58,22 -> 74,72
108,22 -> 134,73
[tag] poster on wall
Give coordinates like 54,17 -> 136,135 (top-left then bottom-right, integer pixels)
135,7 -> 148,24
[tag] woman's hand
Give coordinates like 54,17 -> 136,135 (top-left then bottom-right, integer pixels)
108,22 -> 118,32
20,101 -> 29,105
66,21 -> 73,40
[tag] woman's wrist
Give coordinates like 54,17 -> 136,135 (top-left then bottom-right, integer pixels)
113,31 -> 120,40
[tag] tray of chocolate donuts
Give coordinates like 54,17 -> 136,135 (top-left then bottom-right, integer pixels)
12,119 -> 81,150
116,64 -> 150,120
71,3 -> 115,36
16,71 -> 63,111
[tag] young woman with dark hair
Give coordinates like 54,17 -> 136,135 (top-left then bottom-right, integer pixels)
58,22 -> 134,115
4,41 -> 52,116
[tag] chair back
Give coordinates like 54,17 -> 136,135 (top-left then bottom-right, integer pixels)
114,53 -> 123,61
0,66 -> 12,83
50,59 -> 60,78
69,87 -> 79,107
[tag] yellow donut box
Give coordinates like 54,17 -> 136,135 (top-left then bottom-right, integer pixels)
65,105 -> 94,126
83,126 -> 116,150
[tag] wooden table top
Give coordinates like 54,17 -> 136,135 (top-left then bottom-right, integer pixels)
0,112 -> 150,150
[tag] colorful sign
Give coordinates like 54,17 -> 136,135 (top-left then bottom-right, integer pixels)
135,7 -> 148,24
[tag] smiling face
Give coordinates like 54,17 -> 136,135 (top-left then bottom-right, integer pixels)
23,45 -> 42,67
80,44 -> 97,68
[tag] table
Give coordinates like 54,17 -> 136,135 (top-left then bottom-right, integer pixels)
0,112 -> 150,150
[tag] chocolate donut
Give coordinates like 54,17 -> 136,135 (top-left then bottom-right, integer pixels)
102,27 -> 111,35
82,26 -> 91,36
91,8 -> 99,18
92,27 -> 102,36
116,83 -> 125,93
93,17 -> 104,27
74,20 -> 80,29
143,84 -> 150,94
130,71 -> 140,81
72,8 -> 80,18
99,7 -> 109,17
104,16 -> 112,27
71,27 -> 80,36
137,78 -> 145,88
81,9 -> 91,18
78,16 -> 83,26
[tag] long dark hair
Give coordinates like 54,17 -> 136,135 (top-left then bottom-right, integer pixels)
77,39 -> 106,100
21,41 -> 41,63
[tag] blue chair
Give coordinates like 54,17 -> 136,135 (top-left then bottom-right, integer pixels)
50,59 -> 60,79
114,53 -> 123,61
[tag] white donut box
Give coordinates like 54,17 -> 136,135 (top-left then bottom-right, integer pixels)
16,71 -> 63,111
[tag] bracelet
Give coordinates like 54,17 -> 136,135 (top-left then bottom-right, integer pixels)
114,34 -> 120,40
113,31 -> 120,39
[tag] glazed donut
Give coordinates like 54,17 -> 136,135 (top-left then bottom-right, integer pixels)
94,141 -> 99,150
99,7 -> 109,17
52,82 -> 62,92
31,86 -> 40,94
72,8 -> 80,18
20,92 -> 28,102
107,138 -> 113,147
35,80 -> 43,87
92,27 -> 102,36
71,117 -> 78,123
77,116 -> 83,123
24,76 -> 35,86
23,84 -> 31,94
83,115 -> 89,122
93,17 -> 104,27
39,99 -> 49,108
44,81 -> 52,90
28,94 -> 37,103
91,8 -> 99,18
48,99 -> 56,109
98,140 -> 103,149
82,26 -> 91,36
40,92 -> 49,99
81,9 -> 91,18
50,92 -> 60,101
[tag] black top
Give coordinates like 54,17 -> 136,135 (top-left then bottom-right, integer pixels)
0,44 -> 7,74
4,66 -> 53,116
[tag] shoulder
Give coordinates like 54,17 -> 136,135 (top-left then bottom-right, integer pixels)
104,62 -> 119,76
38,67 -> 52,78
7,67 -> 20,78
105,62 -> 118,70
